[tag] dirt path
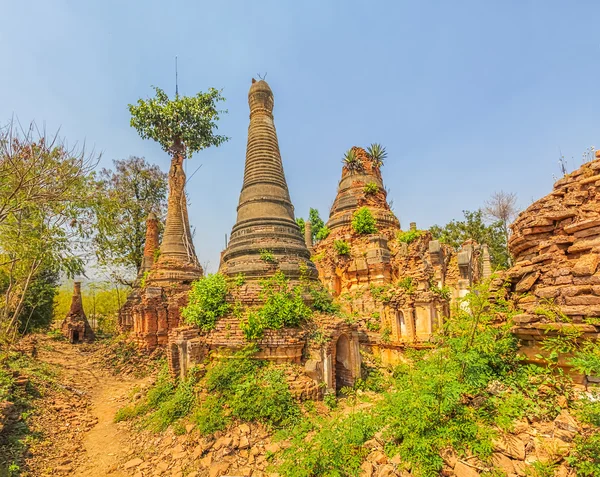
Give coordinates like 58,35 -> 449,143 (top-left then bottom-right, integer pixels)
34,338 -> 149,477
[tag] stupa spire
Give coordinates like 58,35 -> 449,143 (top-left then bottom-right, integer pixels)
220,79 -> 317,286
61,281 -> 95,343
150,151 -> 203,284
140,211 -> 159,275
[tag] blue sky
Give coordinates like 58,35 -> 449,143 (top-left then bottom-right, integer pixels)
1,1 -> 599,273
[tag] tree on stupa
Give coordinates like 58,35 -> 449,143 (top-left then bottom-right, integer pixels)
128,86 -> 228,158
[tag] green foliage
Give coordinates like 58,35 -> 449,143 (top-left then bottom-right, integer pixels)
323,393 -> 337,410
181,274 -> 231,331
566,432 -> 600,476
430,279 -> 452,300
365,318 -> 380,332
380,327 -> 391,343
128,86 -> 228,158
139,271 -> 150,289
363,182 -> 379,195
315,226 -> 330,241
233,273 -> 246,287
397,277 -> 415,294
296,217 -> 305,236
430,209 -> 509,269
91,157 -> 167,274
570,339 -> 600,376
397,229 -> 423,244
366,143 -> 387,167
307,285 -> 340,314
240,272 -> 312,340
333,240 -> 350,256
342,148 -> 363,172
352,207 -> 378,235
259,249 -> 276,263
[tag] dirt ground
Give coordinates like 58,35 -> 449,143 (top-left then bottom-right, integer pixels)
22,336 -> 151,476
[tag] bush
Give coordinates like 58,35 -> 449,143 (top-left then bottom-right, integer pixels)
308,285 -> 340,314
567,433 -> 600,476
315,226 -> 330,241
352,207 -> 378,235
193,394 -> 227,434
259,249 -> 276,263
181,274 -> 230,331
334,240 -> 350,256
397,229 -> 423,244
240,272 -> 312,340
397,277 -> 415,294
363,182 -> 379,195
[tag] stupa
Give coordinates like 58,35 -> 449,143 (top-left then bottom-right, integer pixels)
61,282 -> 95,343
118,212 -> 160,332
219,79 -> 318,301
132,149 -> 203,350
168,80 -> 361,395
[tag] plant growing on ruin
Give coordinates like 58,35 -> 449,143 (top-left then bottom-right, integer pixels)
334,240 -> 351,256
429,278 -> 451,300
351,207 -> 378,235
307,284 -> 340,314
397,229 -> 423,244
259,249 -> 276,263
366,143 -> 387,167
295,217 -> 305,236
240,271 -> 312,340
363,182 -> 379,195
398,277 -> 416,294
181,273 -> 231,331
128,86 -> 228,158
315,226 -> 330,240
342,148 -> 363,172
380,327 -> 392,343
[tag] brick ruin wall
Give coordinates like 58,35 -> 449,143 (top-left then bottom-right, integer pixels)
505,152 -> 600,381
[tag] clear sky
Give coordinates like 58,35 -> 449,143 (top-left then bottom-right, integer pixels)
1,1 -> 599,274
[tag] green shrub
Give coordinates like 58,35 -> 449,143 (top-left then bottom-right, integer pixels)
398,277 -> 415,294
567,433 -> 600,476
308,285 -> 340,314
430,279 -> 451,300
315,226 -> 330,241
366,143 -> 387,167
181,274 -> 231,331
397,229 -> 423,244
193,394 -> 228,435
363,182 -> 379,195
240,272 -> 312,340
323,393 -> 337,410
334,240 -> 350,256
380,327 -> 391,343
352,207 -> 378,235
259,249 -> 276,263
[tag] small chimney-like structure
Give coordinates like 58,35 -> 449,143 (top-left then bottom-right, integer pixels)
305,221 -> 313,249
61,281 -> 95,343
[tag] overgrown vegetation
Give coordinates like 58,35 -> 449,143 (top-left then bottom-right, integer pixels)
363,182 -> 379,195
240,272 -> 312,340
351,207 -> 378,235
259,249 -> 276,263
333,240 -> 350,256
397,228 -> 423,244
116,350 -> 300,435
181,273 -> 231,331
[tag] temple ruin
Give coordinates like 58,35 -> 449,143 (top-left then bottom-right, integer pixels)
503,150 -> 600,381
312,147 -> 486,364
61,281 -> 95,343
130,149 -> 204,350
118,211 -> 160,332
168,79 -> 361,395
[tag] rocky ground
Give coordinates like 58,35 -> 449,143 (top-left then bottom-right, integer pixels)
1,335 -> 596,476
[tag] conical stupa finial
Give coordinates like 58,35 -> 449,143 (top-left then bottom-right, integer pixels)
220,80 -> 317,287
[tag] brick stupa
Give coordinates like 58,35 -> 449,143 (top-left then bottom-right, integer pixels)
61,282 -> 95,343
132,152 -> 203,350
168,80 -> 362,395
326,146 -> 400,235
219,78 -> 318,301
118,212 -> 160,332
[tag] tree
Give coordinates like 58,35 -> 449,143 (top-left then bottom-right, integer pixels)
0,120 -> 97,340
128,86 -> 228,159
483,191 -> 518,266
92,157 -> 168,276
430,210 -> 509,269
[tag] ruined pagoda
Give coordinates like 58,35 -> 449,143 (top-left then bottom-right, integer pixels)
132,149 -> 203,350
219,78 -> 318,300
168,80 -> 361,394
61,282 -> 95,343
118,212 -> 160,332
